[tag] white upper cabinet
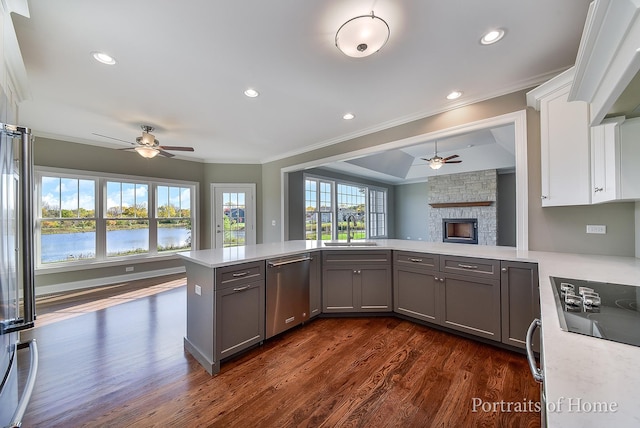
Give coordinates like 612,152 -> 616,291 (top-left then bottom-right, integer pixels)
528,69 -> 592,207
590,117 -> 624,203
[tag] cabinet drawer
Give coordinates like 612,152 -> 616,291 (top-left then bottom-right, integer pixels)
394,251 -> 439,271
322,250 -> 391,266
216,261 -> 265,290
440,255 -> 499,279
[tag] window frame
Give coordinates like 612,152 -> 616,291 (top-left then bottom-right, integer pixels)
35,166 -> 198,272
303,173 -> 388,240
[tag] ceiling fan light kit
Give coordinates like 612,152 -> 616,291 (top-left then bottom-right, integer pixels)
92,124 -> 195,159
422,141 -> 463,170
135,146 -> 159,159
335,11 -> 390,58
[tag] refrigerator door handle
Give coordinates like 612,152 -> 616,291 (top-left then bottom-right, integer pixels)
8,340 -> 39,428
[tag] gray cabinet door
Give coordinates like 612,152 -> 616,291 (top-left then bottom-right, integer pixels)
322,268 -> 356,312
215,280 -> 265,361
359,267 -> 392,311
309,253 -> 322,318
500,261 -> 540,350
394,267 -> 439,324
440,273 -> 501,341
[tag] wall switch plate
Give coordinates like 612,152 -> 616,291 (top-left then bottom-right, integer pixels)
586,225 -> 607,234
125,266 -> 134,272
271,220 -> 276,226
195,284 -> 202,296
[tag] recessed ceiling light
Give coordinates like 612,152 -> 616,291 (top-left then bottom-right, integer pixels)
343,113 -> 355,120
446,91 -> 462,100
91,51 -> 116,65
244,88 -> 259,98
480,29 -> 505,45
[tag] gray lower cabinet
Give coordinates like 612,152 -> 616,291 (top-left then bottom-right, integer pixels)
322,250 -> 392,313
500,260 -> 540,350
309,252 -> 322,318
393,251 -> 440,323
438,255 -> 501,342
215,279 -> 265,360
183,260 -> 264,375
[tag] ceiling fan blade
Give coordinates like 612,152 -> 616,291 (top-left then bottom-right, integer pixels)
117,147 -> 135,151
421,157 -> 433,162
444,160 -> 462,164
442,154 -> 459,161
158,146 -> 194,151
157,149 -> 175,158
92,133 -> 136,146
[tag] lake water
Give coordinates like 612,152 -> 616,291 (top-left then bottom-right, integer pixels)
41,227 -> 191,263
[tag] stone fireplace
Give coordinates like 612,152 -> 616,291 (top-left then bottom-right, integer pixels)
427,169 -> 497,246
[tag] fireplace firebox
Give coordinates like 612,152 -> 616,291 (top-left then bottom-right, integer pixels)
442,218 -> 478,244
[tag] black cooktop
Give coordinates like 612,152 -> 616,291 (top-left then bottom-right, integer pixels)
551,276 -> 640,347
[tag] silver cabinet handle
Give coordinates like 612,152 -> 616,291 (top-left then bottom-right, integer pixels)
526,318 -> 544,383
440,278 -> 444,283
458,264 -> 478,269
434,276 -> 439,281
232,272 -> 249,277
232,285 -> 250,292
409,258 -> 423,263
541,195 -> 548,199
594,187 -> 603,193
501,267 -> 508,273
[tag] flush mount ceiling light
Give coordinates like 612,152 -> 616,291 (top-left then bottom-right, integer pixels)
446,91 -> 462,100
480,29 -> 505,45
343,113 -> 355,120
91,51 -> 116,65
335,11 -> 390,58
134,146 -> 159,159
244,88 -> 259,98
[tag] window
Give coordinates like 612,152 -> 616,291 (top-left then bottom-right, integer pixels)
305,178 -> 333,240
304,175 -> 387,240
157,185 -> 192,252
369,189 -> 387,238
40,176 -> 97,263
36,169 -> 197,268
106,181 -> 150,257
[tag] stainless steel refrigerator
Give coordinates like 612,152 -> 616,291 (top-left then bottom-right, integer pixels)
0,116 -> 38,427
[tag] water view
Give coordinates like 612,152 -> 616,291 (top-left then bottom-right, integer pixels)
40,227 -> 191,263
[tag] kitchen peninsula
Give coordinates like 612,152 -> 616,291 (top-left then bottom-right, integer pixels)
178,240 -> 640,427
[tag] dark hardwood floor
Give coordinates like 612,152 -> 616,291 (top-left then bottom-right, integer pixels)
18,276 -> 541,427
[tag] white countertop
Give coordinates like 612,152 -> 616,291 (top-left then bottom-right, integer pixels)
178,240 -> 640,427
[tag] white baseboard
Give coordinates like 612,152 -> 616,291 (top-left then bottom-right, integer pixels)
35,266 -> 186,297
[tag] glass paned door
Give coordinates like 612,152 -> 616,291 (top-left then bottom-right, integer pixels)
213,185 -> 255,248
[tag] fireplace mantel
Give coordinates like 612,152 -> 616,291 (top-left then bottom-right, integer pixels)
429,201 -> 494,208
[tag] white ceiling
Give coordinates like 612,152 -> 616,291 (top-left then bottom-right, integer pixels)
12,1 -> 592,164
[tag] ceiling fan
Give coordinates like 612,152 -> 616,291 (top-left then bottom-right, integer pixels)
92,125 -> 194,159
421,141 -> 462,170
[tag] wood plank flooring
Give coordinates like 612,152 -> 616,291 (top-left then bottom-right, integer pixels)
18,276 -> 541,427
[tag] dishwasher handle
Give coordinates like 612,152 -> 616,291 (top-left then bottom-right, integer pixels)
526,318 -> 544,383
267,256 -> 312,268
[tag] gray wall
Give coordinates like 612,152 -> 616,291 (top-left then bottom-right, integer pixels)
33,137 -> 267,287
498,172 -> 516,247
525,109 -> 636,256
394,182 -> 429,241
262,90 -> 637,257
202,163 -> 263,249
287,168 -> 395,240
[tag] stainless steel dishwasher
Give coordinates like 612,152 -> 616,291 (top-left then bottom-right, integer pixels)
266,253 -> 312,339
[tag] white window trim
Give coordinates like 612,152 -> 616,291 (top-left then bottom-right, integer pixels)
35,166 -> 199,273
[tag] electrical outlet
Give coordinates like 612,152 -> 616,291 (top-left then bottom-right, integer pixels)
271,220 -> 276,226
586,225 -> 607,234
195,284 -> 202,296
125,266 -> 134,272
